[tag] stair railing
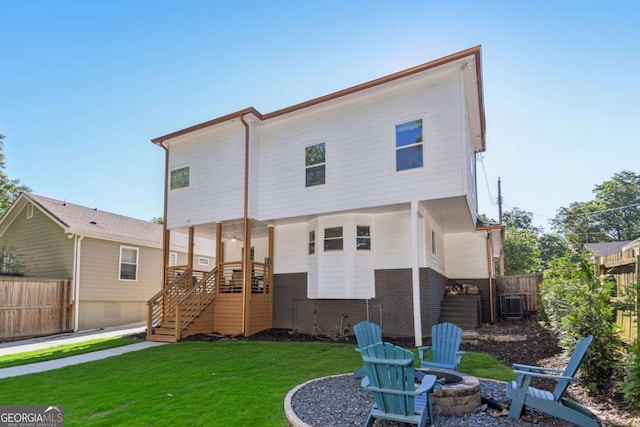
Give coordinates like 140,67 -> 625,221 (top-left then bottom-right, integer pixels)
175,267 -> 219,337
147,267 -> 191,337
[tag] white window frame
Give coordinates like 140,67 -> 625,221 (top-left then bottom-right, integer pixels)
304,141 -> 326,187
197,257 -> 210,266
323,226 -> 343,251
394,117 -> 424,173
356,225 -> 371,251
169,165 -> 190,190
431,230 -> 437,255
26,204 -> 34,219
308,230 -> 316,255
168,251 -> 178,267
119,246 -> 139,281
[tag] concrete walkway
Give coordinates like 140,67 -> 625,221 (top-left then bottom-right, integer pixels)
0,323 -> 167,379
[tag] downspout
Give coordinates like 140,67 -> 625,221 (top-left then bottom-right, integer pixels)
153,140 -> 170,288
240,114 -> 251,335
72,234 -> 84,331
485,230 -> 494,324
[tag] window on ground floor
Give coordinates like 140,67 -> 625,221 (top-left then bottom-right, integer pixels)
324,226 -> 343,251
119,246 -> 139,281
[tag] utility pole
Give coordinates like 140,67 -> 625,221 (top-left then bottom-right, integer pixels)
498,177 -> 505,276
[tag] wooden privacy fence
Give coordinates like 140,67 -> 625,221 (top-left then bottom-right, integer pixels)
596,250 -> 639,344
496,273 -> 542,315
0,278 -> 73,340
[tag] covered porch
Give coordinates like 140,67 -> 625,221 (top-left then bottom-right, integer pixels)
146,219 -> 274,342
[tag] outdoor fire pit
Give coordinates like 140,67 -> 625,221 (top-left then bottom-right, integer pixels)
420,368 -> 481,415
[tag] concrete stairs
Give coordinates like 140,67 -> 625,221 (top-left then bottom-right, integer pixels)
438,295 -> 481,331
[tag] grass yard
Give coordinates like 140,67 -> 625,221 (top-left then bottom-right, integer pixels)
0,341 -> 513,426
0,337 -> 141,369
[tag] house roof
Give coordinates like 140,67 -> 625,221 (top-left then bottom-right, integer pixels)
584,241 -> 633,258
151,46 -> 486,151
27,193 -> 164,247
1,193 -> 214,254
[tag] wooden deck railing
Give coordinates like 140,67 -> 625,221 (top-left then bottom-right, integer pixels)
147,267 -> 190,335
176,267 -> 218,335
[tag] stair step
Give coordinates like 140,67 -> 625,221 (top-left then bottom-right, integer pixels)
147,334 -> 177,343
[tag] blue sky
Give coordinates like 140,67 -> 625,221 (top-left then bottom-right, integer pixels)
1,1 -> 638,230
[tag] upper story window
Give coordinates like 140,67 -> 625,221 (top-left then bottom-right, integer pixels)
324,227 -> 343,251
431,230 -> 437,255
356,226 -> 371,250
26,204 -> 34,219
170,166 -> 190,190
308,230 -> 316,255
395,119 -> 423,171
119,246 -> 139,281
305,142 -> 325,187
198,257 -> 210,266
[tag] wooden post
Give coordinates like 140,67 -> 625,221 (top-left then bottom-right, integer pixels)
268,226 -> 274,288
216,223 -> 223,294
188,226 -> 194,285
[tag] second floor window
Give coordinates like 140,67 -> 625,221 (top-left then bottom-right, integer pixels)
395,119 -> 423,171
170,166 -> 190,190
305,142 -> 325,187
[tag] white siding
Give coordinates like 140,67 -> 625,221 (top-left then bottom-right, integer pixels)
258,71 -> 465,220
166,123 -> 245,228
374,211 -> 412,269
445,232 -> 489,279
423,211 -> 446,274
274,222 -> 308,273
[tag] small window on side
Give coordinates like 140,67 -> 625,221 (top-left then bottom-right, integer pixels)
170,166 -> 190,190
308,230 -> 316,255
198,257 -> 210,266
356,226 -> 371,250
324,227 -> 343,251
431,231 -> 436,255
26,204 -> 34,219
168,252 -> 178,267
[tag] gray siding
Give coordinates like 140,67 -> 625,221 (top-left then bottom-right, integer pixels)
0,205 -> 73,278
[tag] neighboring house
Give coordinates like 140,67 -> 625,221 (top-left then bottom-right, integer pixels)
0,193 -> 215,331
148,46 -> 502,344
584,241 -> 634,260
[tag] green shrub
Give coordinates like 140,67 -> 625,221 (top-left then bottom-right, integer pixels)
620,340 -> 640,408
540,256 -> 621,381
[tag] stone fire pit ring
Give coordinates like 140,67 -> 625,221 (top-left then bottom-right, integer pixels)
420,368 -> 481,416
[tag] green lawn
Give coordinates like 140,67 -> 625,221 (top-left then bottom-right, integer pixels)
0,337 -> 141,369
0,341 -> 513,426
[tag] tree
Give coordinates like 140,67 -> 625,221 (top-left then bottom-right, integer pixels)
151,216 -> 164,224
538,233 -> 573,269
502,208 -> 542,274
551,171 -> 640,248
0,135 -> 30,217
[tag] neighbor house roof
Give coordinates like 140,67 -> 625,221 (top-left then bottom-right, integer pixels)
0,193 -> 214,254
584,241 -> 633,258
151,46 -> 486,151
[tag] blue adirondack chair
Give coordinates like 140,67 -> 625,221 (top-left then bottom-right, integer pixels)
352,321 -> 382,378
418,322 -> 465,370
360,342 -> 437,427
506,335 -> 600,427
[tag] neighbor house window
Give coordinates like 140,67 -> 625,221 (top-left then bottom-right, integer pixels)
119,246 -> 139,281
26,204 -> 34,219
170,166 -> 190,190
308,230 -> 316,255
305,142 -> 325,187
198,257 -> 210,266
168,252 -> 178,267
356,226 -> 371,250
395,119 -> 423,171
324,227 -> 343,251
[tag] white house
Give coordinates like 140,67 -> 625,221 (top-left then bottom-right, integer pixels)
147,46 -> 501,344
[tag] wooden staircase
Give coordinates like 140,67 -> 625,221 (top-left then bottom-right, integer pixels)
438,294 -> 481,331
147,267 -> 218,342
